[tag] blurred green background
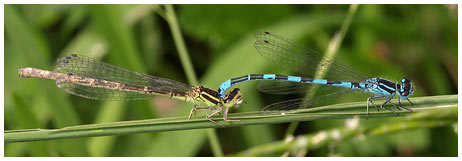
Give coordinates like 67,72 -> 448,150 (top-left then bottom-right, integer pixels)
4,4 -> 457,156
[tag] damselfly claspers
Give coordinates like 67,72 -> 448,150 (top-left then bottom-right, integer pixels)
19,54 -> 243,127
218,31 -> 414,118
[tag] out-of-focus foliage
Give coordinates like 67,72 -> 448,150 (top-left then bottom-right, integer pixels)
4,4 -> 457,156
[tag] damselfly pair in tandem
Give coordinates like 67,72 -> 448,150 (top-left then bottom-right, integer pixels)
18,31 -> 414,128
18,54 -> 243,127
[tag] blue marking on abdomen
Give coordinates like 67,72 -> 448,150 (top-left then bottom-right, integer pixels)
333,82 -> 351,89
263,74 -> 276,79
287,76 -> 301,82
359,83 -> 366,89
312,79 -> 327,84
219,79 -> 232,97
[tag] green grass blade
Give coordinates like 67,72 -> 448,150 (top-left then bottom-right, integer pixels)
5,95 -> 456,143
232,105 -> 457,156
164,4 -> 198,85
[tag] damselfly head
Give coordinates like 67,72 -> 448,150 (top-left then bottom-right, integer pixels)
398,77 -> 414,99
223,88 -> 243,107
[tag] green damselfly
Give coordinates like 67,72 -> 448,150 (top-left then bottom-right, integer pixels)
18,54 -> 244,127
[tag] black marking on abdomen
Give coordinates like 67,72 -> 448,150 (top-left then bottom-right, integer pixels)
275,75 -> 288,80
249,74 -> 264,80
351,83 -> 360,89
231,75 -> 249,85
327,80 -> 342,85
301,78 -> 314,83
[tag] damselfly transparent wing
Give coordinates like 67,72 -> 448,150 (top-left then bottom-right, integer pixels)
53,54 -> 192,100
254,31 -> 369,82
254,31 -> 369,112
259,90 -> 354,115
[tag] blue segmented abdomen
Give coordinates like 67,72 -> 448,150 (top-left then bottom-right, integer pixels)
218,74 -> 363,97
